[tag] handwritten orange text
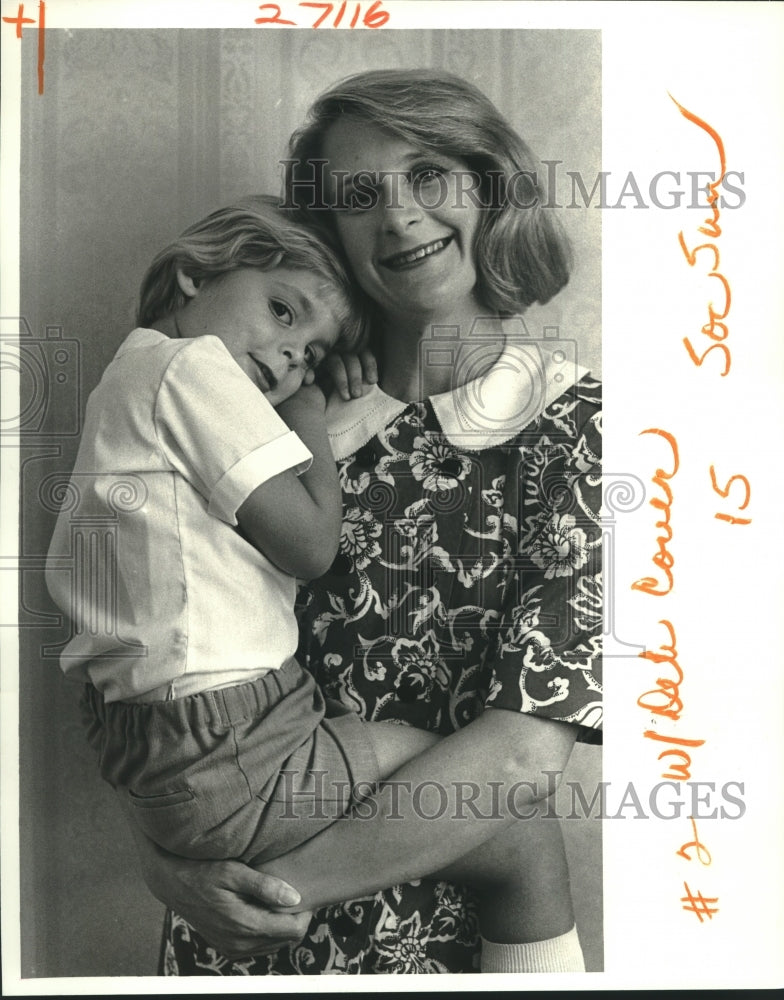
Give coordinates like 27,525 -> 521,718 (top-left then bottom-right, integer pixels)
638,620 -> 706,780
677,816 -> 712,866
636,615 -> 713,909
255,1 -> 390,28
637,619 -> 683,721
678,819 -> 718,920
671,96 -> 732,376
643,728 -> 705,782
636,621 -> 705,782
2,0 -> 45,94
681,882 -> 719,922
710,465 -> 751,525
631,428 -> 679,597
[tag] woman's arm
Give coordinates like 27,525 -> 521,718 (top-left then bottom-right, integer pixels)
236,383 -> 341,579
258,708 -> 577,912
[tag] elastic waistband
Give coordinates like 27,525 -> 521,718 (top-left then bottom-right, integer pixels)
85,657 -> 310,733
126,668 -> 273,704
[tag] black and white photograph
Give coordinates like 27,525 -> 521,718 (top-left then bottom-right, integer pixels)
1,1 -> 782,992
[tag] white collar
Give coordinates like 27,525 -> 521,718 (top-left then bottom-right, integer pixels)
327,318 -> 589,459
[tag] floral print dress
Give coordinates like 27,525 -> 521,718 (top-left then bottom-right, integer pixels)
163,342 -> 603,976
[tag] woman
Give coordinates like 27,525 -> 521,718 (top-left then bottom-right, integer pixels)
134,68 -> 602,975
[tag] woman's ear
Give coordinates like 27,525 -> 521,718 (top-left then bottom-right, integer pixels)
176,269 -> 200,299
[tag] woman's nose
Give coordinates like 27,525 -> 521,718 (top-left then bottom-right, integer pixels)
380,175 -> 423,234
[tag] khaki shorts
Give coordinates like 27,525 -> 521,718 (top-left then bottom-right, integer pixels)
81,658 -> 380,864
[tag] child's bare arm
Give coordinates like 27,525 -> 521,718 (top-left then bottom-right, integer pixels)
236,383 -> 341,580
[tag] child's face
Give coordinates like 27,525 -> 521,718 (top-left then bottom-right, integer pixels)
175,266 -> 342,405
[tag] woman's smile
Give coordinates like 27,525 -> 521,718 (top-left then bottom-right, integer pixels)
380,236 -> 453,271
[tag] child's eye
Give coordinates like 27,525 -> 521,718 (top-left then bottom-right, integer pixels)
269,299 -> 294,326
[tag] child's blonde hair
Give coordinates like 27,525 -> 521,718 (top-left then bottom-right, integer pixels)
137,195 -> 368,351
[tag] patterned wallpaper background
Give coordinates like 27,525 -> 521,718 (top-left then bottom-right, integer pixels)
23,28 -> 601,383
19,28 -> 601,976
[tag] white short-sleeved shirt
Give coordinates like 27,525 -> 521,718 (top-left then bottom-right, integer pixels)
45,328 -> 313,702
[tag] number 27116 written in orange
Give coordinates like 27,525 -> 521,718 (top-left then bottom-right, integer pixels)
255,2 -> 390,28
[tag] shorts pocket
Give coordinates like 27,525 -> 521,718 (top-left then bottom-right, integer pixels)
122,784 -> 205,856
126,786 -> 195,809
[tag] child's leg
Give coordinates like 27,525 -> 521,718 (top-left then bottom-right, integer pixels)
260,720 -> 583,971
438,803 -> 574,943
438,807 -> 585,972
363,719 -> 441,773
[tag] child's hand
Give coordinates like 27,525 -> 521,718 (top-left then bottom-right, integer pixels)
323,348 -> 378,401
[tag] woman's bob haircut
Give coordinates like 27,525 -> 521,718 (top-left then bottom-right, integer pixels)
286,69 -> 572,313
137,194 -> 368,351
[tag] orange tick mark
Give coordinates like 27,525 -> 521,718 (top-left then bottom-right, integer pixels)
2,1 -> 45,94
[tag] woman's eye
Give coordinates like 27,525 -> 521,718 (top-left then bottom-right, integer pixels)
304,345 -> 320,369
412,164 -> 447,185
269,299 -> 294,325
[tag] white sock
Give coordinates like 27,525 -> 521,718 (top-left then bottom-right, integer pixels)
480,924 -> 585,973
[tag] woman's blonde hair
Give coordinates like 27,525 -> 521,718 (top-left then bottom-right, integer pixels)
287,69 -> 572,313
137,194 -> 368,350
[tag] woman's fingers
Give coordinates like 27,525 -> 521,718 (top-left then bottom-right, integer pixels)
188,903 -> 312,960
198,898 -> 313,959
169,861 -> 312,959
118,779 -> 312,959
225,864 -> 301,908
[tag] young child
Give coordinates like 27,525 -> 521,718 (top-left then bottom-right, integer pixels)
46,196 -> 584,972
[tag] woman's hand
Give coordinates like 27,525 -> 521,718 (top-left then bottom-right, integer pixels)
322,348 -> 378,400
121,796 -> 312,959
154,855 -> 312,960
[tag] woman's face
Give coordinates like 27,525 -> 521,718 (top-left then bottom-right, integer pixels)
321,119 -> 482,319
